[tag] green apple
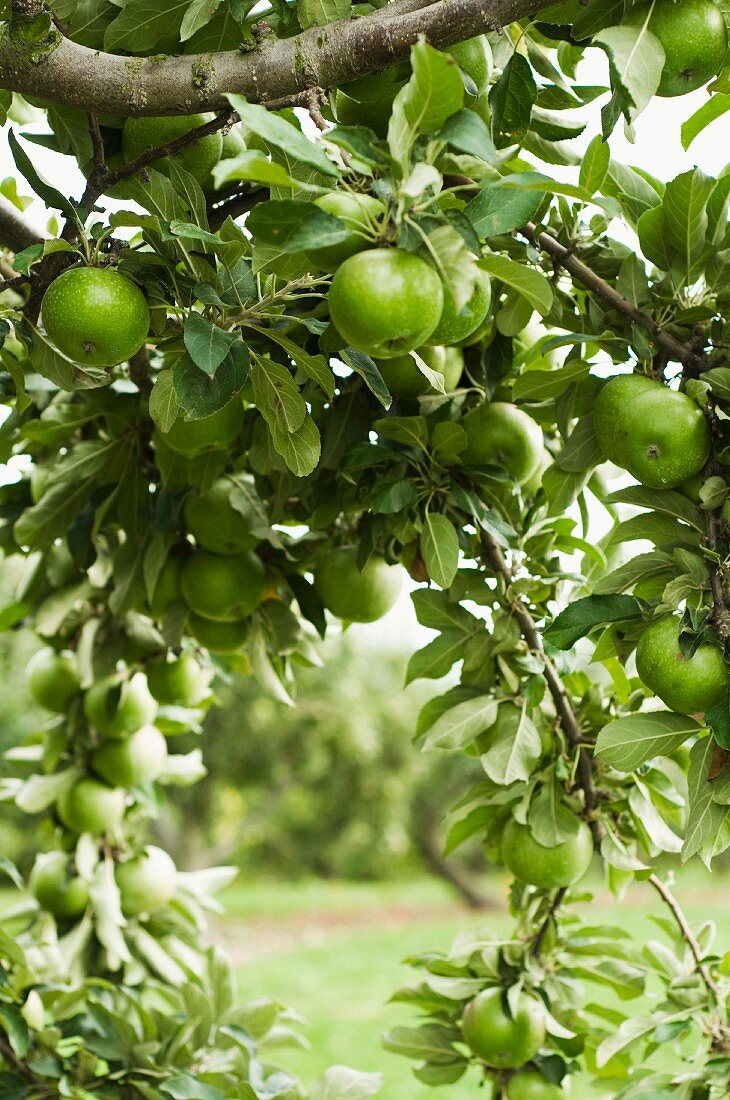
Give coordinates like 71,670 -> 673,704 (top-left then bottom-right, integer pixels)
625,0 -> 728,97
83,671 -> 157,739
306,191 -> 384,271
181,549 -> 265,622
375,346 -> 463,399
26,647 -> 81,712
29,851 -> 89,919
328,249 -> 444,358
146,652 -> 211,706
91,724 -> 168,787
58,777 -> 126,835
115,845 -> 177,916
428,270 -> 491,346
501,818 -> 593,890
186,613 -> 251,653
593,374 -> 658,463
635,616 -> 728,714
313,547 -> 403,622
183,477 -> 259,555
462,402 -> 544,484
462,987 -> 545,1068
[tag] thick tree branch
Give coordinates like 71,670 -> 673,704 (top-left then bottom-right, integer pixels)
0,0 -> 545,116
523,223 -> 707,372
0,196 -> 43,253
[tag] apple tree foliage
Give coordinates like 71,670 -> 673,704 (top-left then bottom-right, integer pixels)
0,0 -> 730,1096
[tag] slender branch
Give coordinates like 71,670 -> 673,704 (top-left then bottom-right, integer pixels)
479,532 -> 603,843
648,873 -> 720,999
523,223 -> 707,372
0,1033 -> 38,1084
208,187 -> 270,230
0,0 -> 544,116
532,886 -> 566,956
0,196 -> 43,253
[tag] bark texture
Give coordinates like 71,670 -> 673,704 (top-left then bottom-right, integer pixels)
0,0 -> 546,116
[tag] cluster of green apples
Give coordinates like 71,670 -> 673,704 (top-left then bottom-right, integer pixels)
24,646 -> 209,921
595,373 -> 729,716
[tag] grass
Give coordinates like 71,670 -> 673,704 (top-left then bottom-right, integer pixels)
228,869 -> 730,1100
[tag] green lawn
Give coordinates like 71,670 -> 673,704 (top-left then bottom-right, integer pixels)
228,870 -> 730,1100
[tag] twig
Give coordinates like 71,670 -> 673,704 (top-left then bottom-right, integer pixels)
532,886 -> 566,956
0,1033 -> 38,1083
523,223 -> 707,373
479,532 -> 603,844
648,873 -> 720,999
208,187 -> 270,230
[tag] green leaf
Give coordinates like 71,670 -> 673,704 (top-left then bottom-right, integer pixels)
528,777 -> 581,846
388,36 -> 465,167
251,356 -> 307,433
595,24 -> 665,128
246,199 -> 351,253
411,589 -> 476,633
8,130 -> 78,221
226,95 -> 338,177
683,736 -> 728,866
174,345 -> 249,420
310,1066 -> 382,1100
406,631 -> 465,684
481,706 -> 542,785
161,1074 -> 226,1100
183,314 -> 240,377
427,224 -> 477,312
249,325 -> 334,400
465,181 -> 544,237
545,594 -> 643,650
213,150 -> 311,191
477,253 -> 553,316
180,0 -> 222,40
383,1023 -> 461,1062
488,54 -> 537,145
269,414 -> 321,477
149,371 -> 180,433
298,0 -> 351,29
513,360 -> 590,400
596,712 -> 702,772
554,415 -> 601,473
606,486 -> 705,532
422,512 -> 459,588
422,696 -> 498,751
579,133 -> 610,195
339,348 -> 391,409
104,0 -> 188,51
681,93 -> 730,150
439,109 -> 498,164
661,168 -> 716,277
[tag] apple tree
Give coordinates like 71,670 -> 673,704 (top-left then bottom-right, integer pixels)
0,0 -> 729,1097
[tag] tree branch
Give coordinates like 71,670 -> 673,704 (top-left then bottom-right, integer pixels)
0,0 -> 545,116
479,532 -> 603,844
523,223 -> 707,372
647,873 -> 720,999
0,196 -> 43,253
0,1033 -> 38,1084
